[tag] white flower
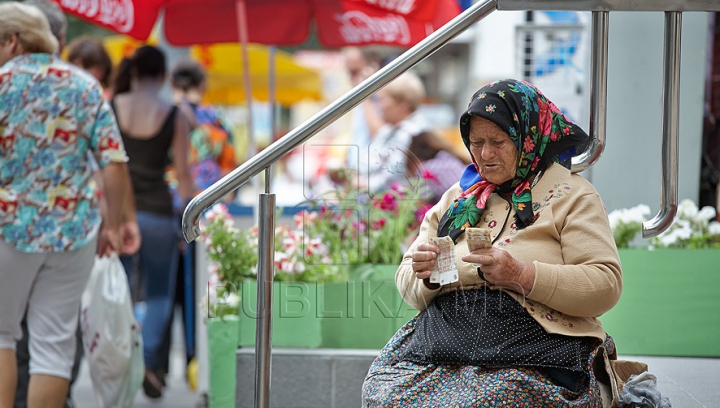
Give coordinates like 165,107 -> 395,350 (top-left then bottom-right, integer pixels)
674,224 -> 693,241
677,199 -> 699,220
658,229 -> 681,247
626,204 -> 651,222
698,206 -> 717,221
709,221 -> 720,235
608,204 -> 650,230
224,292 -> 240,308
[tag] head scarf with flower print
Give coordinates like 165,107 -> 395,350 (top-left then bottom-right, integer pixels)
438,79 -> 589,241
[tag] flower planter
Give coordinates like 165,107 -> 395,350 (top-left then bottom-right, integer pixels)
599,248 -> 720,357
238,281 -> 322,348
235,265 -> 415,350
207,315 -> 239,408
320,264 -> 417,349
237,281 -> 322,348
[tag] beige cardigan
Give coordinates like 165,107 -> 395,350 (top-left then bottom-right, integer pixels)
395,163 -> 622,342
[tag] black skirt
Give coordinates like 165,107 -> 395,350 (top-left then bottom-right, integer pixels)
399,288 -> 597,392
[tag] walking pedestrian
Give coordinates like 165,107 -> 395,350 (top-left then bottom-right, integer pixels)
0,3 -> 130,408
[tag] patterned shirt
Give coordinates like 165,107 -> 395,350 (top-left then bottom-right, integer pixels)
0,54 -> 127,253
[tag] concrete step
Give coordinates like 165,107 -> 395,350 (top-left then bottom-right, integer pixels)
235,348 -> 378,408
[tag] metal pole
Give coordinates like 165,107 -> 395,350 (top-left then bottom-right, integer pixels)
267,46 -> 276,193
182,0 -> 498,242
643,11 -> 682,237
572,11 -> 609,173
254,193 -> 275,408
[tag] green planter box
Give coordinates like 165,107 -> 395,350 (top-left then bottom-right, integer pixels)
207,316 -> 239,408
321,264 -> 417,349
236,265 -> 416,349
238,281 -> 323,348
599,248 -> 720,357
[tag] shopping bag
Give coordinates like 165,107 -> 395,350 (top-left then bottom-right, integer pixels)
80,254 -> 145,408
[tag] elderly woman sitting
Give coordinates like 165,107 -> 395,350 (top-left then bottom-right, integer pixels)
362,79 -> 625,407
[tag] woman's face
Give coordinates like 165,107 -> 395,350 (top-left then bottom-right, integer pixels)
378,90 -> 408,125
467,116 -> 518,184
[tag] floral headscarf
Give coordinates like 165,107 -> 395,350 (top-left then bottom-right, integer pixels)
438,79 -> 588,241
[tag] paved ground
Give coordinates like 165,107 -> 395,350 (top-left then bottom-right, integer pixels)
71,352 -> 719,407
71,343 -> 202,408
68,308 -> 719,408
623,355 -> 720,407
71,310 -> 203,408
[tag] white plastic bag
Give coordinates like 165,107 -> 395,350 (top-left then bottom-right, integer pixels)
80,254 -> 144,408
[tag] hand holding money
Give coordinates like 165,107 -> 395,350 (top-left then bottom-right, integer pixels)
461,238 -> 536,294
429,236 -> 459,285
411,242 -> 440,281
466,227 -> 492,252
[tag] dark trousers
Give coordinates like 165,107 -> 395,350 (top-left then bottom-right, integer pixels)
156,245 -> 196,373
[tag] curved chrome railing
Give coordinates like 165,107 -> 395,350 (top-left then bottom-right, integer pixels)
642,12 -> 682,238
182,0 -> 499,242
571,11 -> 608,173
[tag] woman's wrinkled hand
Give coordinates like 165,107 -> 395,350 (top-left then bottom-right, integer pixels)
461,247 -> 536,294
411,242 -> 440,280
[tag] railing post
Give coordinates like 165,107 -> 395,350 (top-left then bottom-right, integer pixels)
642,11 -> 682,238
254,188 -> 275,408
572,11 -> 609,173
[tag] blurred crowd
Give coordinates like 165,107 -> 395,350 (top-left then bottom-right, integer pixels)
0,1 -> 237,407
0,2 -> 471,408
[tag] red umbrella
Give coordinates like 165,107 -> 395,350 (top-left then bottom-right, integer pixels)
55,0 -> 460,47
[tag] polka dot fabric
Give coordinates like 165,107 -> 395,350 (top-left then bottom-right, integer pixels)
361,291 -> 611,407
400,289 -> 594,373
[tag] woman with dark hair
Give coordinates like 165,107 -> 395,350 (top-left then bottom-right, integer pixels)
66,36 -> 112,89
406,131 -> 470,205
111,45 -> 194,399
169,59 -> 236,196
362,79 -> 637,406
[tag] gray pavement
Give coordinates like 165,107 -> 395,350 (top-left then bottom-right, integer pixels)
71,352 -> 720,407
71,342 -> 202,408
71,310 -> 202,408
623,355 -> 720,407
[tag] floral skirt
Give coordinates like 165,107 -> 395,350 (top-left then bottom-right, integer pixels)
362,316 -> 611,407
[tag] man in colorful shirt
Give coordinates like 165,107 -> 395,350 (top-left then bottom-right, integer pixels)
0,3 -> 130,407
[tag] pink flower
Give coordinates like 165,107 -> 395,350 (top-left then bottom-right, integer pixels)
376,193 -> 398,212
422,169 -> 439,184
523,136 -> 535,153
532,156 -> 540,168
352,221 -> 367,234
537,98 -> 553,137
416,205 -> 433,223
294,210 -> 317,229
371,219 -> 387,230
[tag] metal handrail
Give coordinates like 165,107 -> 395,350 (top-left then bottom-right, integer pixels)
180,2 -> 713,408
497,0 -> 720,12
571,11 -> 608,173
182,0 -> 499,242
642,12 -> 682,237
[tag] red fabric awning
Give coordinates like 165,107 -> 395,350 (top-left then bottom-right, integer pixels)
53,0 -> 460,47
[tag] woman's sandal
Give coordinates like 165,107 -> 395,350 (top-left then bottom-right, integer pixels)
143,368 -> 165,399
